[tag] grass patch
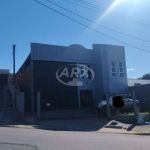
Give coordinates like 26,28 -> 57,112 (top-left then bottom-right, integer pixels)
140,112 -> 150,115
116,111 -> 150,116
115,107 -> 150,116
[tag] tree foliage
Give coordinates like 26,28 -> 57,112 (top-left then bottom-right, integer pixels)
142,73 -> 150,80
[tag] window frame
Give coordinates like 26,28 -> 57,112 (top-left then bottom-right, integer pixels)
111,62 -> 116,76
119,62 -> 124,77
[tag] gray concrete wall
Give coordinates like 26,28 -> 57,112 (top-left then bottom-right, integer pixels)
92,44 -> 128,95
31,43 -> 128,101
31,43 -> 93,63
128,79 -> 150,87
128,84 -> 150,111
106,45 -> 128,94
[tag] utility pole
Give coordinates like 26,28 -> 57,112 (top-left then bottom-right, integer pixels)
13,45 -> 16,84
13,45 -> 16,108
133,91 -> 138,123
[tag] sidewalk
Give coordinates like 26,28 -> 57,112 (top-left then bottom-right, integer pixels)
0,111 -> 150,135
23,116 -> 150,135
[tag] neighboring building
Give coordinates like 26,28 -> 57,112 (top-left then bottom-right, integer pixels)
0,69 -> 13,109
128,78 -> 150,87
0,69 -> 9,85
9,73 -> 14,84
16,43 -> 128,114
128,84 -> 150,112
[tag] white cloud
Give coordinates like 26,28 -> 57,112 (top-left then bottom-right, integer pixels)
127,68 -> 137,71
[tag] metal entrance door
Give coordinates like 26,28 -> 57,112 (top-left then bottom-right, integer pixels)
80,90 -> 92,108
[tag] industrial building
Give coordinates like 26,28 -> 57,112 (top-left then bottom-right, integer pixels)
16,43 -> 128,114
128,78 -> 150,86
0,69 -> 13,109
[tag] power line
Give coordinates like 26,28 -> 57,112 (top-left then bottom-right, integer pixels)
128,63 -> 150,74
0,49 -> 11,51
73,0 -> 150,24
2,53 -> 13,68
0,43 -> 12,47
127,59 -> 150,61
15,51 -> 29,55
34,0 -> 150,54
47,0 -> 150,43
0,49 -> 28,55
73,0 -> 150,25
64,0 -> 150,28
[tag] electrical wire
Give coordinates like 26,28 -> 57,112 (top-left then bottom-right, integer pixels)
128,63 -> 150,74
73,0 -> 150,24
0,49 -> 28,55
64,0 -> 150,28
3,53 -> 13,67
127,59 -> 150,61
34,0 -> 150,54
47,0 -> 150,43
0,43 -> 12,47
16,51 -> 29,55
0,49 -> 11,51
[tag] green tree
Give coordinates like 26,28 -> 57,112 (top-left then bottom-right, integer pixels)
142,73 -> 150,80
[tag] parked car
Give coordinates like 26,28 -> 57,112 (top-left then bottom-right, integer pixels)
93,95 -> 139,114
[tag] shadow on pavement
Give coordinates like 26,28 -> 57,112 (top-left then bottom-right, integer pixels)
126,124 -> 136,131
0,110 -> 111,132
0,110 -> 31,126
34,117 -> 111,132
1,110 -> 149,134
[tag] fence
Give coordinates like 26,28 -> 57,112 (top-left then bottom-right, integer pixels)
0,84 -> 25,116
16,91 -> 25,116
129,84 -> 150,112
35,92 -> 147,120
128,84 -> 150,124
0,84 -> 14,110
92,92 -> 150,124
37,91 -> 99,119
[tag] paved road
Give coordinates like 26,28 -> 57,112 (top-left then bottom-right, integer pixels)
0,127 -> 149,150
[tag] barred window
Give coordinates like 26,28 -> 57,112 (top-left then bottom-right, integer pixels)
119,62 -> 124,77
111,62 -> 116,76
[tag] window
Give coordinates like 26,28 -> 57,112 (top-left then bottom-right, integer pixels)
111,62 -> 115,67
119,62 -> 123,67
111,62 -> 116,76
119,62 -> 124,77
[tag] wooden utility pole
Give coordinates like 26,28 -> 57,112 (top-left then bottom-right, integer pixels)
133,91 -> 138,123
13,45 -> 16,108
13,45 -> 16,84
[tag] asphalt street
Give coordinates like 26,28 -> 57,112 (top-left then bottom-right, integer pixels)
0,127 -> 149,150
